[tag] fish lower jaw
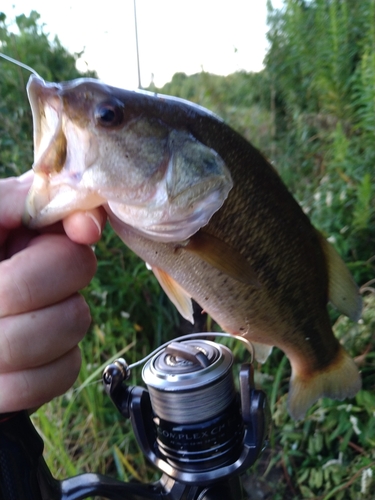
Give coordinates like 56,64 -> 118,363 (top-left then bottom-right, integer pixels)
24,181 -> 106,228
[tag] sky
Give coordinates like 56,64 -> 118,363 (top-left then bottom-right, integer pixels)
1,1 -> 283,90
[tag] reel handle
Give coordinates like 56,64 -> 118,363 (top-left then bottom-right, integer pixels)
0,412 -> 228,500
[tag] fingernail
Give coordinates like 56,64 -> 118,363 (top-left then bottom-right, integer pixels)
84,211 -> 102,236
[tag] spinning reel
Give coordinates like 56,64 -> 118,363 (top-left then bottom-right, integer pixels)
0,334 -> 269,500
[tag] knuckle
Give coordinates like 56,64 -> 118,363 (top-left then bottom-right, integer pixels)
0,260 -> 32,317
67,294 -> 92,340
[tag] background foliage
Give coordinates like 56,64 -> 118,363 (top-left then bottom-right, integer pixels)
0,2 -> 374,499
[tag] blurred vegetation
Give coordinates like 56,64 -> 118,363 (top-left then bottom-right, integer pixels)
1,2 -> 374,499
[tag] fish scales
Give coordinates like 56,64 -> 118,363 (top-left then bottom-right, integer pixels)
147,102 -> 335,364
24,76 -> 362,419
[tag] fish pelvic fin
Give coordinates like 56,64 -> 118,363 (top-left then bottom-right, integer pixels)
316,230 -> 362,321
288,345 -> 361,420
182,230 -> 260,286
150,266 -> 194,324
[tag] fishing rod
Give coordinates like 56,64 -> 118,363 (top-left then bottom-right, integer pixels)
0,333 -> 269,500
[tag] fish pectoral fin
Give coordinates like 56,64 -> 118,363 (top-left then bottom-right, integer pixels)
287,345 -> 361,420
316,230 -> 362,321
251,341 -> 273,363
182,231 -> 260,286
150,266 -> 194,324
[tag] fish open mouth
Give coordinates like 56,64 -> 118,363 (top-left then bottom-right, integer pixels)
24,75 -> 104,227
27,75 -> 66,170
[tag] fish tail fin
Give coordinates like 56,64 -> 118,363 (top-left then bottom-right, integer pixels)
287,346 -> 361,420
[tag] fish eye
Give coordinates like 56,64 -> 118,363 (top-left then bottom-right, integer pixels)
95,99 -> 125,128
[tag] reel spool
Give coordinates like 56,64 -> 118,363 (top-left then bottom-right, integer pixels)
142,340 -> 244,472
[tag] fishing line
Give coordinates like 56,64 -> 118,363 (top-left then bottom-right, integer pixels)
147,369 -> 235,423
140,336 -> 247,424
127,331 -> 255,371
0,52 -> 42,78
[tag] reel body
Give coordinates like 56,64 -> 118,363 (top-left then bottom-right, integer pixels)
104,337 -> 269,488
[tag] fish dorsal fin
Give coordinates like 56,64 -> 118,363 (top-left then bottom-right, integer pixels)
316,230 -> 362,321
150,265 -> 194,324
182,231 -> 260,286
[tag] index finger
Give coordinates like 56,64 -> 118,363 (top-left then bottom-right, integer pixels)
0,233 -> 97,318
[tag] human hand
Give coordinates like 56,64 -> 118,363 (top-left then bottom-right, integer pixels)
0,172 -> 106,412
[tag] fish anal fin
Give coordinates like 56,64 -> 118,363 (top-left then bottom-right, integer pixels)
151,266 -> 194,324
182,231 -> 260,287
288,345 -> 361,420
316,230 -> 362,321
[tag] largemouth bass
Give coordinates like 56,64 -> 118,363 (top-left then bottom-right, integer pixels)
24,75 -> 362,420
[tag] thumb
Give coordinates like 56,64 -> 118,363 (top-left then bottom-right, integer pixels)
0,171 -> 34,230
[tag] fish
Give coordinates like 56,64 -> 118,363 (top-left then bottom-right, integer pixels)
23,74 -> 362,420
